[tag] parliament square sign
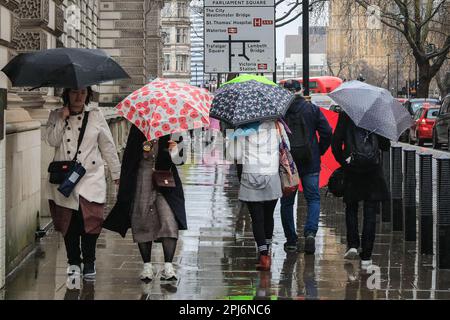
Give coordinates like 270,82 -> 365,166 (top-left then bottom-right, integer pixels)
204,0 -> 275,73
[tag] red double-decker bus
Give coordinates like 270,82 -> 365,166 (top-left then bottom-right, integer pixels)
279,76 -> 343,94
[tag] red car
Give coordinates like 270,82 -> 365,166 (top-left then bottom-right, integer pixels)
409,104 -> 440,146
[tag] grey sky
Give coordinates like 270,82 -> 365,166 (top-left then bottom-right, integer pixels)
275,1 -> 328,61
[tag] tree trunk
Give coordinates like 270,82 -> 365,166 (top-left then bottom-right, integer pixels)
416,62 -> 432,98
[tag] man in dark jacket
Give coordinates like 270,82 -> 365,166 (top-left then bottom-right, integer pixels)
280,80 -> 332,254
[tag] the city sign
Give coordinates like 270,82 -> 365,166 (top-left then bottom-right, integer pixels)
204,1 -> 275,73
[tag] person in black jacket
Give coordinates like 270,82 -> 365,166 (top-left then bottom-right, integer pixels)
104,125 -> 187,281
331,112 -> 390,270
280,80 -> 332,254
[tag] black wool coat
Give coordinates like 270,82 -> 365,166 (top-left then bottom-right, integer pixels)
331,112 -> 391,204
103,125 -> 187,237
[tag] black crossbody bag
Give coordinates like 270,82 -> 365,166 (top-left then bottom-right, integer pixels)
48,112 -> 90,185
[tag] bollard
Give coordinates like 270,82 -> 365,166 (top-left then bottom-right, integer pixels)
437,157 -> 450,269
382,149 -> 391,222
419,154 -> 433,255
403,150 -> 416,241
391,146 -> 403,231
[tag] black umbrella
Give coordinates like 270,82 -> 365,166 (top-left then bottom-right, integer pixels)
1,48 -> 129,89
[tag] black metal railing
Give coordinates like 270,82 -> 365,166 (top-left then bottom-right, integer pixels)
382,143 -> 450,270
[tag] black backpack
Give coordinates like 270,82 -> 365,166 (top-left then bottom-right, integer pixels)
285,111 -> 312,167
346,122 -> 380,171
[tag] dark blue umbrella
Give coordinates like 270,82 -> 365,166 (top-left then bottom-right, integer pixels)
1,48 -> 129,89
210,80 -> 294,126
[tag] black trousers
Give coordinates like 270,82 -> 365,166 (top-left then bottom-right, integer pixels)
345,200 -> 378,260
64,209 -> 99,265
246,200 -> 277,253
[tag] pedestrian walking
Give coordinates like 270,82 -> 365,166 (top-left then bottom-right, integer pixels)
280,80 -> 332,254
46,87 -> 121,280
228,120 -> 290,271
104,125 -> 187,282
331,111 -> 390,270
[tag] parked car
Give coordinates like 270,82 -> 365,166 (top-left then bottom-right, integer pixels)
432,94 -> 450,150
409,104 -> 440,146
396,98 -> 408,104
404,98 -> 440,115
399,98 -> 441,142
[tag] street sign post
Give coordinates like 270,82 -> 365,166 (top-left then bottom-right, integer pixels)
204,0 -> 275,74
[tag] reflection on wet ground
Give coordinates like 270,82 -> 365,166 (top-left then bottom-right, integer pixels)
2,135 -> 450,300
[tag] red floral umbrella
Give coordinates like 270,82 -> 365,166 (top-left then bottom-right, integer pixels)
116,78 -> 213,140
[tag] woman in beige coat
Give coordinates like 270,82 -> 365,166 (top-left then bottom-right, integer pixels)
46,87 -> 121,280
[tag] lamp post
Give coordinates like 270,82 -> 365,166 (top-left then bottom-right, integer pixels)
293,63 -> 296,78
282,62 -> 285,79
302,0 -> 310,96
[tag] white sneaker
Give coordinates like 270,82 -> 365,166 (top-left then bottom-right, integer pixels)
67,265 -> 81,276
344,248 -> 358,260
361,259 -> 373,270
140,263 -> 154,281
160,262 -> 177,281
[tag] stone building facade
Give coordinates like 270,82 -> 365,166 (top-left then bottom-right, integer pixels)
161,0 -> 191,83
327,0 -> 393,87
98,0 -> 164,106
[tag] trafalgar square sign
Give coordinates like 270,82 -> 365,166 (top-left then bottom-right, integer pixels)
204,0 -> 275,73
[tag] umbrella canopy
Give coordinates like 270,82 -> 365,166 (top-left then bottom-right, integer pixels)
222,74 -> 277,86
328,80 -> 413,141
116,78 -> 213,141
1,48 -> 129,89
210,80 -> 294,127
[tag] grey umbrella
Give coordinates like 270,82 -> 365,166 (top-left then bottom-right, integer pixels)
328,80 -> 413,141
1,48 -> 129,89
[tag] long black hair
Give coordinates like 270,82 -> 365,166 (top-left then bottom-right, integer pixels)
61,86 -> 93,107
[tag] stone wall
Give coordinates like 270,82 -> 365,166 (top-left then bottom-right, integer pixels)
4,122 -> 41,275
0,0 -> 20,289
0,133 -> 5,289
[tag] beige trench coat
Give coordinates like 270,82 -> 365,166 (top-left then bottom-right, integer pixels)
46,105 -> 121,210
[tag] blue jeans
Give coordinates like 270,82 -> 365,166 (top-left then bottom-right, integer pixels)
280,173 -> 321,244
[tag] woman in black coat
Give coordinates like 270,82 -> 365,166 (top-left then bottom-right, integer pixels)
104,125 -> 187,281
331,112 -> 390,269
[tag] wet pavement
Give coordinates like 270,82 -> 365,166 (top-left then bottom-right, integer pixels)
2,135 -> 450,300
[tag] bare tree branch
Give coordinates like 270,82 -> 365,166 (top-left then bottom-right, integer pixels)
275,0 -> 325,27
276,0 -> 300,23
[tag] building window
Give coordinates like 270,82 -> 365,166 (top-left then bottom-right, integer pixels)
176,55 -> 188,72
176,28 -> 188,43
161,2 -> 172,18
164,54 -> 171,71
177,2 -> 187,18
162,28 -> 170,44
